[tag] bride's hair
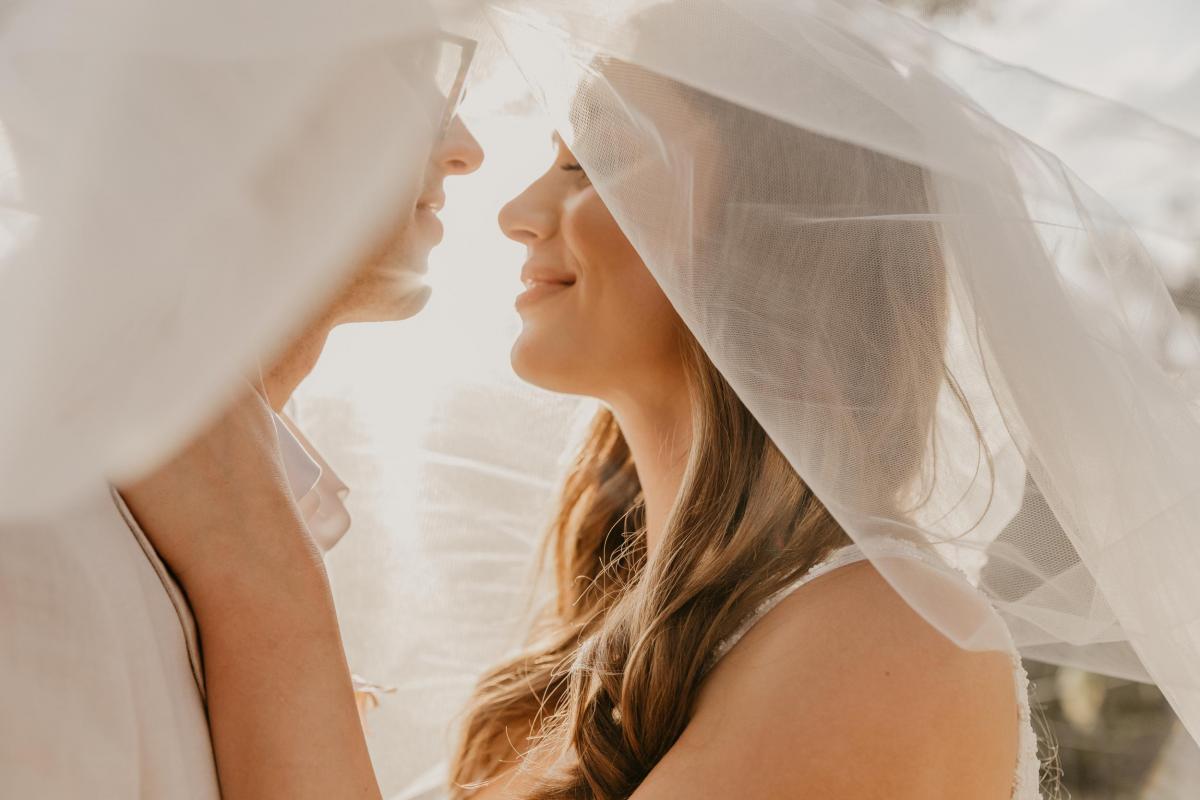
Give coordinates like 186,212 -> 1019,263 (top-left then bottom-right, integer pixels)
450,197 -> 950,798
449,331 -> 853,799
449,12 -> 957,796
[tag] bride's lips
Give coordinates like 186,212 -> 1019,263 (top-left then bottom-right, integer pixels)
516,264 -> 576,310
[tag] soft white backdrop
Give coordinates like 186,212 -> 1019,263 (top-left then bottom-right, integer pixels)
295,54 -> 593,795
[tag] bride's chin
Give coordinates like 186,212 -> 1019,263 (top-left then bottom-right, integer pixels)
509,336 -> 541,385
509,333 -> 584,395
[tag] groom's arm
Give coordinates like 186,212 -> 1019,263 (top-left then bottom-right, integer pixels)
119,384 -> 382,800
184,536 -> 382,800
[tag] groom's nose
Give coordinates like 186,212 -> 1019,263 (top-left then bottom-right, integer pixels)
433,117 -> 484,176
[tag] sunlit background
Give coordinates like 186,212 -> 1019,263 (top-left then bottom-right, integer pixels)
294,47 -> 592,797
291,3 -> 1200,797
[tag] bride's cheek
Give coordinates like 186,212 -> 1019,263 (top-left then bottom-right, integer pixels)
562,191 -> 678,366
563,189 -> 641,280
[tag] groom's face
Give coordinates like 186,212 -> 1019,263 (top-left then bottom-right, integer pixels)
328,116 -> 484,324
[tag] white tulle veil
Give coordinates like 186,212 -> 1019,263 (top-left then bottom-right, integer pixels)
0,0 -> 471,513
5,0 -> 1200,794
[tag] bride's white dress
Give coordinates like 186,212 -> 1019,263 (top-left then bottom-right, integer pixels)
397,541 -> 1043,800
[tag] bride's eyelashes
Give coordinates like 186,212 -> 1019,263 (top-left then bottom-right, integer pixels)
561,162 -> 589,178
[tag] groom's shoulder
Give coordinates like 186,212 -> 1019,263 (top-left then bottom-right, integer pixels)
3,481 -> 138,552
0,483 -> 220,798
1,481 -> 126,554
0,481 -> 174,614
0,478 -> 200,681
0,483 -> 151,682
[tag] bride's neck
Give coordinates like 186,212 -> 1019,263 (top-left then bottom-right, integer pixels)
610,389 -> 693,558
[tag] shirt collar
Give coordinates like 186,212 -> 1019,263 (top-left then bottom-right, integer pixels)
273,407 -> 352,553
272,412 -> 323,501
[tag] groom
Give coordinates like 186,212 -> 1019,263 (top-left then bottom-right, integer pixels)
0,113 -> 483,797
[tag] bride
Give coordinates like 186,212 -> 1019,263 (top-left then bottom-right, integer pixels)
121,25 -> 1042,799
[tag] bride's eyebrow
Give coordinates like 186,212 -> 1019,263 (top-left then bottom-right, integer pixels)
549,133 -> 574,163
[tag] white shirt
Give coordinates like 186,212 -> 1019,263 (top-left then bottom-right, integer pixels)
0,413 -> 350,798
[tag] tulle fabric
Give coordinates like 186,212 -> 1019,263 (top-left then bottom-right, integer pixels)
6,0 -> 1200,792
472,0 -> 1200,745
0,0 -> 474,514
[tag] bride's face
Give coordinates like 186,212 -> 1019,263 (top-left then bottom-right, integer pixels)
499,136 -> 683,401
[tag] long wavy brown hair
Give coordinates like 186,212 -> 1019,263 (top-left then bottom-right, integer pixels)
449,9 -> 953,796
448,333 -> 856,798
449,226 -> 947,799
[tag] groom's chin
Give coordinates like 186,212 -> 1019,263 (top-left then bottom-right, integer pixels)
361,281 -> 433,323
331,270 -> 433,325
390,283 -> 433,320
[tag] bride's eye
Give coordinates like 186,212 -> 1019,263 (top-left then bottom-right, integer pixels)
561,162 -> 590,183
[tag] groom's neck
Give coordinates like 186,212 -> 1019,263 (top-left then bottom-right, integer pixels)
263,320 -> 335,413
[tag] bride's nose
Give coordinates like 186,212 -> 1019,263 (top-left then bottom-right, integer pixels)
499,180 -> 558,244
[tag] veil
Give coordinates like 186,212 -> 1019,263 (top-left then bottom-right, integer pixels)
5,0 -> 1200,794
319,2 -> 1200,789
478,0 -> 1200,705
0,0 -> 474,514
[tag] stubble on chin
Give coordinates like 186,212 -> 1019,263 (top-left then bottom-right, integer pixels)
323,219 -> 438,321
385,278 -> 433,321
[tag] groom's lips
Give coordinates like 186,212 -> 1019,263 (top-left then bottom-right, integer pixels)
416,190 -> 445,212
415,191 -> 445,244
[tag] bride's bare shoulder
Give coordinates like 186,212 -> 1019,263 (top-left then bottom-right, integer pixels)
635,560 -> 1020,799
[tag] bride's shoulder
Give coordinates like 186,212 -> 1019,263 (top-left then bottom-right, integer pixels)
658,560 -> 1019,798
718,555 -> 1004,664
701,557 -> 1016,697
